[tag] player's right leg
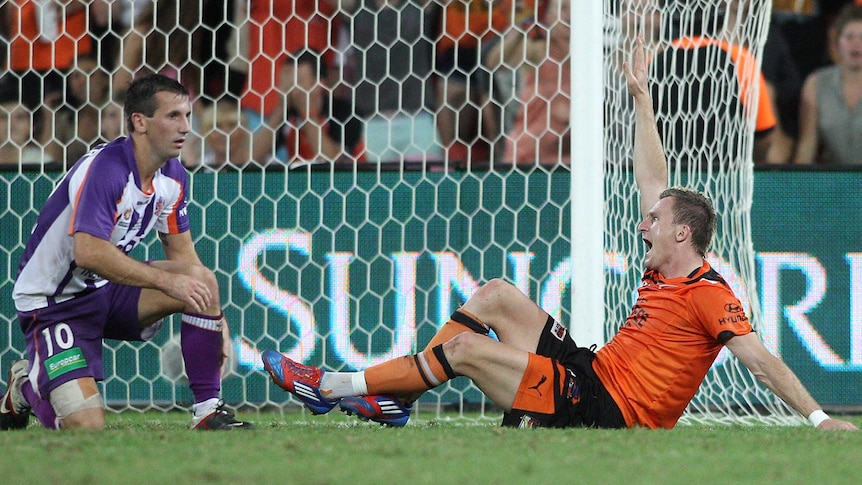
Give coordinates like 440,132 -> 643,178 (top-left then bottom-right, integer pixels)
264,278 -> 549,424
49,378 -> 106,429
135,261 -> 253,430
17,291 -> 112,429
459,278 -> 551,352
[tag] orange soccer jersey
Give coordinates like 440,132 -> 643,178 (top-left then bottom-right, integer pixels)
593,260 -> 753,429
667,36 -> 776,133
240,0 -> 338,117
8,0 -> 92,72
438,0 -> 509,53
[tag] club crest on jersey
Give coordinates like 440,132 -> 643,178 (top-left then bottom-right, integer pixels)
551,321 -> 567,341
155,199 -> 164,215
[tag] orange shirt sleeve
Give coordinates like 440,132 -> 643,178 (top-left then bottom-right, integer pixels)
688,285 -> 754,341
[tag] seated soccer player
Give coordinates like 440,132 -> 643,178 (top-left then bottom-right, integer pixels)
260,38 -> 857,431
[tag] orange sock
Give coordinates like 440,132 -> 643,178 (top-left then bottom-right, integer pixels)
424,309 -> 489,350
371,310 -> 489,402
364,345 -> 456,395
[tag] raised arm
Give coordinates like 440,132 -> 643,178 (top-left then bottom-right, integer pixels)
624,36 -> 668,216
792,72 -> 819,165
726,333 -> 858,430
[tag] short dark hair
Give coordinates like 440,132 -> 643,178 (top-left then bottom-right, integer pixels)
124,74 -> 189,132
660,187 -> 716,257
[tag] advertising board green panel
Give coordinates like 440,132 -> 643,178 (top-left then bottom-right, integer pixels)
1,170 -> 860,407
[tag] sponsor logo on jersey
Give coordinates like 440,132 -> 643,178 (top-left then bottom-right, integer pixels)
627,305 -> 649,328
44,347 -> 87,380
551,321 -> 567,341
724,303 -> 743,313
718,314 -> 749,325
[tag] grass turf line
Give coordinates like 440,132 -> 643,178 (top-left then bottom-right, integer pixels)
1,411 -> 860,485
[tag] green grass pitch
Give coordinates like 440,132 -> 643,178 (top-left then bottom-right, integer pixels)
2,411 -> 861,485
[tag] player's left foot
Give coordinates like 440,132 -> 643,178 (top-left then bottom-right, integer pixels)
0,360 -> 31,431
340,394 -> 412,427
191,400 -> 255,430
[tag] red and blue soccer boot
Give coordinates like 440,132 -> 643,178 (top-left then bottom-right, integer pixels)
261,350 -> 338,414
339,394 -> 412,427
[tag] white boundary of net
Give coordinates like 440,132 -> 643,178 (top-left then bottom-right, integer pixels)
571,0 -> 802,427
570,0 -> 606,349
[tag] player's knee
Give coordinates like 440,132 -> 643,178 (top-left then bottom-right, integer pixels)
60,407 -> 106,430
441,332 -> 485,372
50,380 -> 106,430
188,265 -> 219,294
469,278 -> 520,312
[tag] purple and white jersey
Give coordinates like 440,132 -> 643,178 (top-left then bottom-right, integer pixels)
13,137 -> 191,312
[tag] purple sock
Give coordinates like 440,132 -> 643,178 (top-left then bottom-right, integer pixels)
180,313 -> 223,404
22,381 -> 58,430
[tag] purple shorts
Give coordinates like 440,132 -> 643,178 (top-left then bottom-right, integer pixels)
17,283 -> 146,398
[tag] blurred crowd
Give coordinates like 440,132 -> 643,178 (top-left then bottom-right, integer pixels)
1,0 -> 861,171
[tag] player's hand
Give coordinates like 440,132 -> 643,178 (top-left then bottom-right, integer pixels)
163,274 -> 213,313
817,418 -> 859,431
623,35 -> 650,101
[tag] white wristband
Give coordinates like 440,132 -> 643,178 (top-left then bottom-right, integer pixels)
807,410 -> 830,428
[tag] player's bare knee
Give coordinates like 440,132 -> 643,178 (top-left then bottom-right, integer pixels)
441,332 -> 484,372
465,279 -> 524,319
467,279 -> 508,308
189,265 -> 219,293
60,407 -> 107,430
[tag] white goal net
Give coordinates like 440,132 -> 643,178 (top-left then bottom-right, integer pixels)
0,0 -> 800,425
605,0 -> 799,425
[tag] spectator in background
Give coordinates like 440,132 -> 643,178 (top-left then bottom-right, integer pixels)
113,0 -> 205,95
254,51 -> 365,166
0,93 -> 41,167
237,0 -> 345,164
481,0 -> 547,164
113,0 -> 209,167
649,0 -> 778,167
794,4 -> 862,165
726,0 -> 802,164
1,0 -> 107,107
345,0 -> 442,163
485,0 -> 571,166
0,81 -> 61,168
1,0 -> 107,165
435,0 -> 509,163
198,100 -> 259,171
65,54 -> 112,165
99,97 -> 125,144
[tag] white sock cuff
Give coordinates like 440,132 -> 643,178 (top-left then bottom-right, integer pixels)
193,397 -> 221,417
352,371 -> 368,396
182,312 -> 223,332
